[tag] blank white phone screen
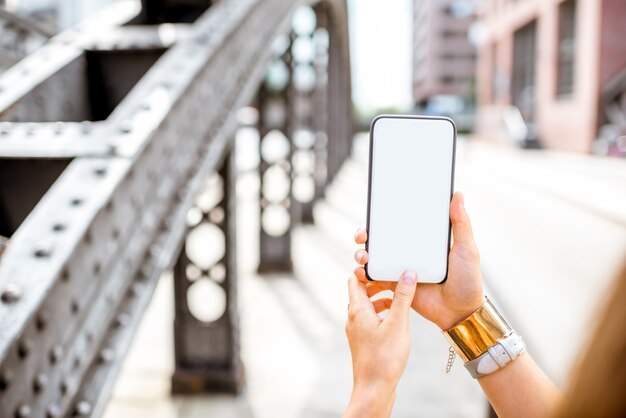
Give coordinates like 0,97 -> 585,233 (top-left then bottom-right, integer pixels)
367,116 -> 455,283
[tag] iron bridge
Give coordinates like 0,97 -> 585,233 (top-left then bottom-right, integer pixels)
0,0 -> 352,416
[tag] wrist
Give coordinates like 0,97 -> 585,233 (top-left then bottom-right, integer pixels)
437,302 -> 484,331
347,380 -> 396,417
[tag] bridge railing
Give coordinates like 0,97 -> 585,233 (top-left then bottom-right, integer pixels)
0,0 -> 352,416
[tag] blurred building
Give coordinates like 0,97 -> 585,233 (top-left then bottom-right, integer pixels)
476,0 -> 626,153
412,0 -> 478,110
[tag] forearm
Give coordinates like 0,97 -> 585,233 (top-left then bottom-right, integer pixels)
478,353 -> 562,418
344,383 -> 396,418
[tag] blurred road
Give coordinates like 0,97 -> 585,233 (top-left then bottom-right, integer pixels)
104,134 -> 626,418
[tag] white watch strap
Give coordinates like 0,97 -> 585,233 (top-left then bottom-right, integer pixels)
464,331 -> 525,379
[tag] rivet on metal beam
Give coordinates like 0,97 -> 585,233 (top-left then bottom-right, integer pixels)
115,313 -> 130,328
34,243 -> 53,258
139,265 -> 152,280
0,370 -> 13,391
94,166 -> 107,177
99,348 -> 115,364
18,340 -> 33,359
46,404 -> 61,418
0,123 -> 11,136
149,245 -> 161,259
52,223 -> 67,232
15,404 -> 32,418
80,121 -> 92,134
74,401 -> 92,417
54,123 -> 64,135
35,314 -> 47,331
25,124 -> 36,136
108,143 -> 119,156
129,282 -> 142,297
33,373 -> 48,393
60,379 -> 72,395
119,120 -> 133,134
49,346 -> 63,364
1,284 -> 22,304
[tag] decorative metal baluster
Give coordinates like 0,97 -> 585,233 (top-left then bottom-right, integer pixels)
172,147 -> 243,394
257,34 -> 295,272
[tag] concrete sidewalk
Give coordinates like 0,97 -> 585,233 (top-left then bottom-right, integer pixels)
104,134 -> 626,417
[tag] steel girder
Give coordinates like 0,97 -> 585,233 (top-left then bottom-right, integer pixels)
0,0 -> 351,417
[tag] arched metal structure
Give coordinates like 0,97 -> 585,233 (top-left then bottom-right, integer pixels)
0,0 -> 352,416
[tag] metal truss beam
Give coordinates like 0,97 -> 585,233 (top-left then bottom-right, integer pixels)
0,0 -> 351,416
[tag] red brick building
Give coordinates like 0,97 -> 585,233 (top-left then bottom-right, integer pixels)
476,0 -> 626,153
412,0 -> 479,107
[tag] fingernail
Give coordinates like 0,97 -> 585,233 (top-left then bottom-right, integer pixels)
402,270 -> 417,285
356,252 -> 362,262
354,228 -> 361,240
457,192 -> 465,208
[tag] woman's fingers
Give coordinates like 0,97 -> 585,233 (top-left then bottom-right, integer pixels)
347,275 -> 379,324
354,227 -> 368,244
347,274 -> 370,307
354,249 -> 369,265
366,282 -> 392,298
354,266 -> 367,282
372,298 -> 392,314
387,271 -> 418,325
450,192 -> 476,248
354,267 -> 399,292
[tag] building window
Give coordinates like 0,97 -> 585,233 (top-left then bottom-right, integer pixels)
512,20 -> 537,121
440,75 -> 456,85
441,30 -> 465,39
491,43 -> 498,102
440,52 -> 476,60
557,0 -> 576,97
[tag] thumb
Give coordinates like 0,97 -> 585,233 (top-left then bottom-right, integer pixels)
388,270 -> 418,324
450,192 -> 475,247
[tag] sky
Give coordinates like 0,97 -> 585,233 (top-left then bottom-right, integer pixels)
347,0 -> 413,114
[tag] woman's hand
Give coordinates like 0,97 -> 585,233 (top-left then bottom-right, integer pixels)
353,192 -> 484,330
344,271 -> 418,418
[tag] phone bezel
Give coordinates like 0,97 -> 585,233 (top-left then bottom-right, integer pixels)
364,114 -> 457,283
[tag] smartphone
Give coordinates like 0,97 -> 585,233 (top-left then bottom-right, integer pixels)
365,115 -> 456,283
